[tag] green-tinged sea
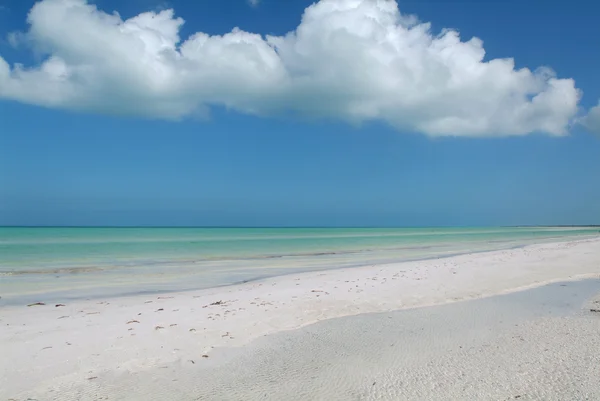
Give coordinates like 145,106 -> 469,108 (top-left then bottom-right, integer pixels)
1,227 -> 598,304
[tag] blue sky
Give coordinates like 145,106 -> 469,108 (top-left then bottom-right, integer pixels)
0,0 -> 599,227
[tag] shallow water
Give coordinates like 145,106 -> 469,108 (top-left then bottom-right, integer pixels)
1,226 -> 598,303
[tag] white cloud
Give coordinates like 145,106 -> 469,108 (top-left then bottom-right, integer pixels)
0,0 -> 583,137
247,0 -> 260,7
582,102 -> 600,136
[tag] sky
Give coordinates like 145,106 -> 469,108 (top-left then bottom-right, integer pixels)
0,0 -> 599,227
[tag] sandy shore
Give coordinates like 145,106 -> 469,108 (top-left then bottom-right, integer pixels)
182,280 -> 600,400
1,237 -> 600,400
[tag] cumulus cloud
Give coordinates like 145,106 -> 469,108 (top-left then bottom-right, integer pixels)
0,0 -> 583,136
582,102 -> 600,136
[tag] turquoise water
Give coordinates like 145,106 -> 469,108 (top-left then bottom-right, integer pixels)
1,227 -> 598,304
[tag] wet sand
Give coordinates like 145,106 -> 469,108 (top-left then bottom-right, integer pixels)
1,237 -> 599,400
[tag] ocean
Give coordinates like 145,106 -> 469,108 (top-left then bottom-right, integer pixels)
1,227 -> 598,304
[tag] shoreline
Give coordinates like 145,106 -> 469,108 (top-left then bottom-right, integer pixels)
2,236 -> 600,399
2,235 -> 599,306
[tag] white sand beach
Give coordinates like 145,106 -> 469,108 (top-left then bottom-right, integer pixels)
2,237 -> 600,400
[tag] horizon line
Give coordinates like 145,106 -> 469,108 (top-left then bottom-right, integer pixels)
1,225 -> 599,229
